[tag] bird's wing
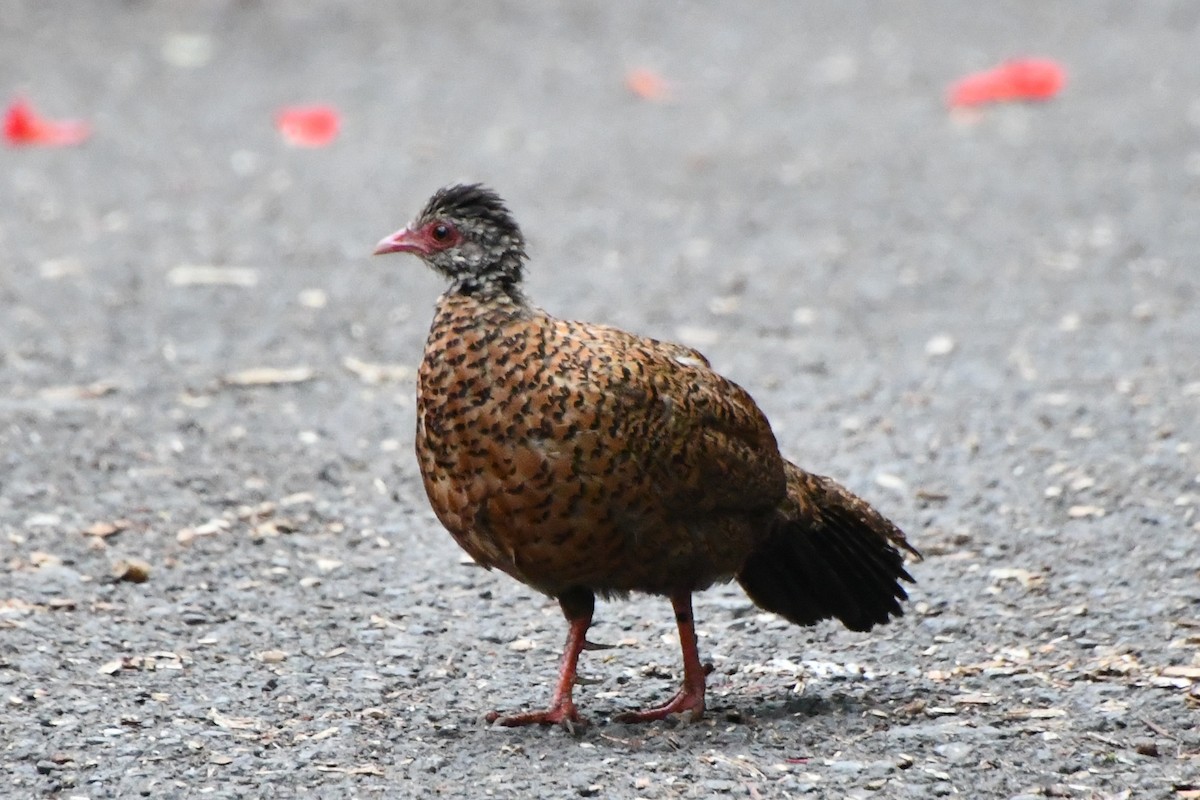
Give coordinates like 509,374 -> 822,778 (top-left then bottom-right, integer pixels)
548,318 -> 788,516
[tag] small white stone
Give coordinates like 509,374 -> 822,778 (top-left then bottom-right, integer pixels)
1058,313 -> 1082,332
707,295 -> 740,315
925,334 -> 956,356
168,265 -> 259,287
298,288 -> 328,309
161,33 -> 213,68
674,326 -> 720,348
1069,475 -> 1096,491
1067,505 -> 1105,518
792,306 -> 817,326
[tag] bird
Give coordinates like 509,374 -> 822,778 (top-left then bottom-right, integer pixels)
373,183 -> 920,729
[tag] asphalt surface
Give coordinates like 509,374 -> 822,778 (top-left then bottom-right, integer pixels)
3,2 -> 1199,798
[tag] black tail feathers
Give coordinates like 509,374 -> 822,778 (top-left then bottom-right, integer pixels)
737,465 -> 920,633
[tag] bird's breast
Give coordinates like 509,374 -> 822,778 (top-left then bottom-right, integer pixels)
412,298 -> 778,596
415,311 -> 615,580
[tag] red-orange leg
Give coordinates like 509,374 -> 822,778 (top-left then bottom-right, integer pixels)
615,590 -> 706,723
488,590 -> 594,732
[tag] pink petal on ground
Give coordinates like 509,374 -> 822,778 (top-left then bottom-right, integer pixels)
276,105 -> 340,147
4,96 -> 92,147
625,68 -> 669,101
947,58 -> 1067,108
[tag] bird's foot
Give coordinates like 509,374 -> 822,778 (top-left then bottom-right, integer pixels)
487,701 -> 588,734
613,687 -> 705,724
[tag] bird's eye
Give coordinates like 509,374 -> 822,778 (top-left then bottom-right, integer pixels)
431,223 -> 451,241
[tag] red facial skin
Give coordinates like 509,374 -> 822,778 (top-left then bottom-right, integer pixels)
373,220 -> 461,256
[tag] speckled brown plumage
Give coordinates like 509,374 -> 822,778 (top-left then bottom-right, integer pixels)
374,184 -> 921,729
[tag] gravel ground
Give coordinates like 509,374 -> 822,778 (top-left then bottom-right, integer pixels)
2,2 -> 1199,798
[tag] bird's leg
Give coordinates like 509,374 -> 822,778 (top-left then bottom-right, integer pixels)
487,589 -> 594,731
615,590 -> 707,723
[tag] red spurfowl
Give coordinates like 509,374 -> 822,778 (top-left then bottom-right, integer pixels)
374,184 -> 920,729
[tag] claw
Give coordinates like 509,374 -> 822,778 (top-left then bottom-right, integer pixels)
487,702 -> 589,733
613,686 -> 705,724
582,639 -> 615,651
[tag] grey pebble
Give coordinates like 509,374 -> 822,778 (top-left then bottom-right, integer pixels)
934,742 -> 973,763
826,759 -> 866,774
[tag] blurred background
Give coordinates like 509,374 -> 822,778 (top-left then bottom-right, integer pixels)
2,2 -> 1198,797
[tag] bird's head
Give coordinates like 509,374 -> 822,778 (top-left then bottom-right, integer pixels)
374,183 -> 527,301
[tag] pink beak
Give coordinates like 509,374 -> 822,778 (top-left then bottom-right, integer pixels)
373,226 -> 421,256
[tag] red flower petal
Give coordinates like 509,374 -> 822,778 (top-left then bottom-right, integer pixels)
625,68 -> 669,101
3,96 -> 91,147
276,105 -> 340,147
947,58 -> 1067,108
